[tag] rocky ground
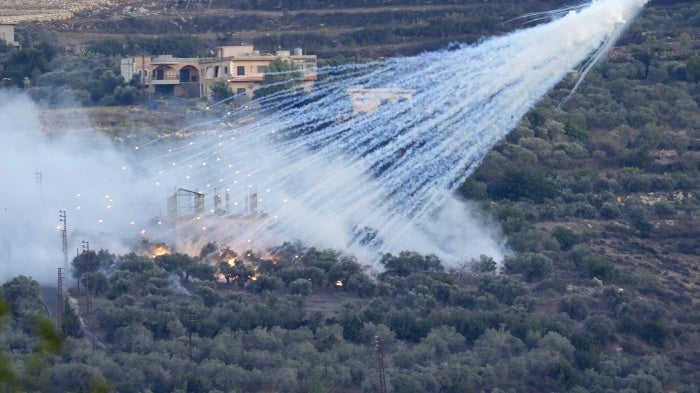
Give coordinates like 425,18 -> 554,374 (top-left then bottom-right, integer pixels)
0,0 -> 115,23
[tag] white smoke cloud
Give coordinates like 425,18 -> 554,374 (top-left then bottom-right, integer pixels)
0,0 -> 649,283
0,89 -> 507,283
0,91 -> 148,283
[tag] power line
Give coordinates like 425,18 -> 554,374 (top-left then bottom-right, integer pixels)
85,273 -> 95,352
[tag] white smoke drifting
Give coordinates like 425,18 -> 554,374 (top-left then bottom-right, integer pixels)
0,93 -> 153,283
0,0 -> 647,282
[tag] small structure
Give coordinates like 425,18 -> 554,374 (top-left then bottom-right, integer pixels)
0,23 -> 20,48
346,86 -> 414,114
167,188 -> 206,217
161,188 -> 267,222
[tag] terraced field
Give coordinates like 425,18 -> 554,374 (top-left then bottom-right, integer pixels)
0,0 -> 114,23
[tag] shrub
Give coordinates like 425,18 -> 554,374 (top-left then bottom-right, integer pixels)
487,166 -> 559,203
289,278 -> 312,295
558,296 -> 588,321
653,200 -> 676,217
551,227 -> 580,251
600,202 -> 621,219
503,253 -> 553,282
479,275 -> 528,305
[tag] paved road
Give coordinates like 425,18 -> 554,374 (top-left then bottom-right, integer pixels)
39,286 -> 59,319
39,286 -> 107,350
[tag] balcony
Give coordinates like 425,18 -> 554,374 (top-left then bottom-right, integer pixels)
151,75 -> 181,85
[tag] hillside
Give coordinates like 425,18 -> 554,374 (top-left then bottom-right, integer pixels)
21,0 -> 573,58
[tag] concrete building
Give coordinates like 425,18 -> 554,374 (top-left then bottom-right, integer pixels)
121,55 -> 202,98
346,87 -> 414,114
120,46 -> 317,99
0,23 -> 20,48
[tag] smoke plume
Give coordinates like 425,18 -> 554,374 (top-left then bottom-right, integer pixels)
0,0 -> 648,282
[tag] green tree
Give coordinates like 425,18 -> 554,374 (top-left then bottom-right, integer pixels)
289,279 -> 312,296
0,293 -> 64,391
185,262 -> 216,282
155,252 -> 195,278
551,226 -> 580,251
686,56 -> 700,83
253,59 -> 303,99
599,202 -> 621,219
218,261 -> 236,285
488,166 -> 559,203
558,296 -> 588,321
632,46 -> 654,79
81,271 -> 109,296
380,251 -> 443,277
503,252 -> 553,282
47,363 -> 109,393
103,85 -> 140,105
1,42 -> 55,87
328,257 -> 364,288
209,80 -> 234,103
247,275 -> 284,293
72,250 -> 100,280
1,275 -> 40,309
295,376 -> 334,393
61,297 -> 82,338
87,38 -> 126,56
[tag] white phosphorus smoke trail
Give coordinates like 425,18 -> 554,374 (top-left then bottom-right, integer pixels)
140,0 -> 648,259
0,0 -> 648,281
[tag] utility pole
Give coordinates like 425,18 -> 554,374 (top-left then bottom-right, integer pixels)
85,273 -> 94,352
59,210 -> 68,270
82,240 -> 89,253
188,309 -> 195,360
375,336 -> 387,393
57,268 -> 64,332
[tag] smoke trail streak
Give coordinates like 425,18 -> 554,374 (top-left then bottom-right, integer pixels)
0,0 -> 648,282
133,0 -> 648,264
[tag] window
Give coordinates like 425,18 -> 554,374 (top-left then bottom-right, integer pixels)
237,66 -> 245,76
214,66 -> 220,78
257,65 -> 268,74
224,67 -> 229,75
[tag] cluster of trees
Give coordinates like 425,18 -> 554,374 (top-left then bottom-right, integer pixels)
0,32 -> 141,106
0,1 -> 698,392
0,233 -> 695,392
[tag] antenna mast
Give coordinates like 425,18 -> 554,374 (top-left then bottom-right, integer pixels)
57,268 -> 64,332
59,210 -> 69,270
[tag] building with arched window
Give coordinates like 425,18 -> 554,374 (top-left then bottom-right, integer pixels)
121,55 -> 201,98
120,46 -> 317,99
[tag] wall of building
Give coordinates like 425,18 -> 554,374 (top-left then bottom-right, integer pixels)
121,46 -> 317,100
0,24 -> 19,47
